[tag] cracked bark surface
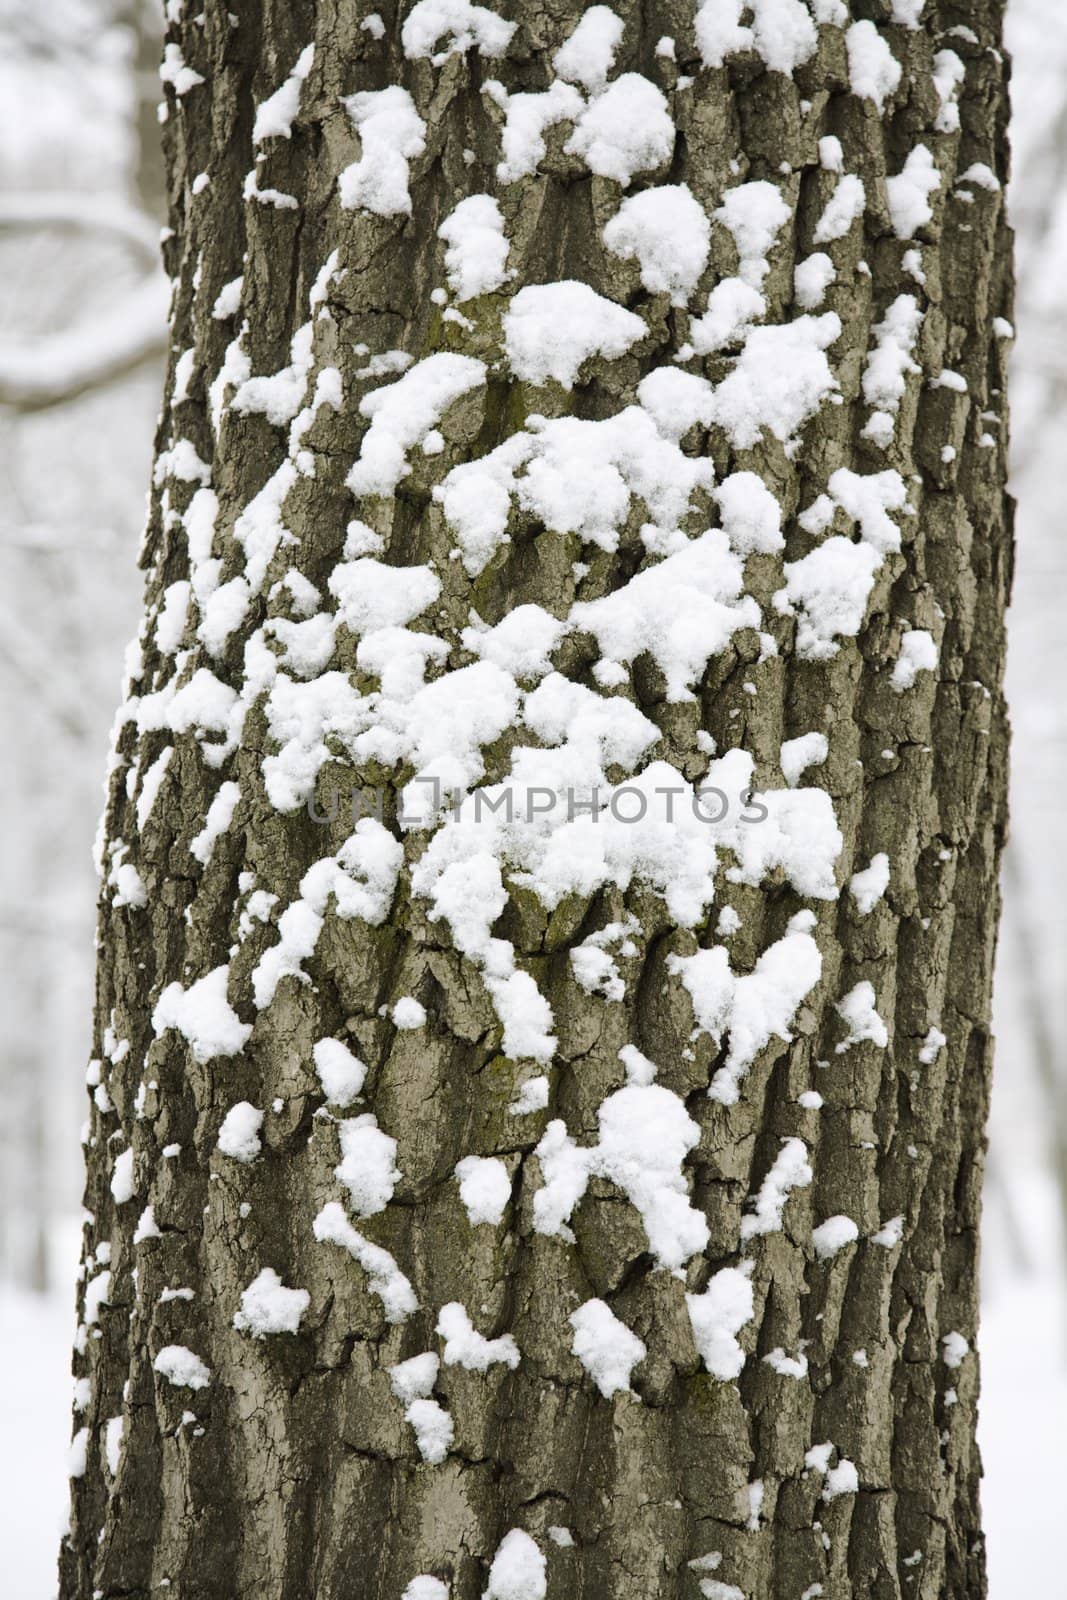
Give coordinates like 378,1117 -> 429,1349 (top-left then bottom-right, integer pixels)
61,3 -> 1012,1598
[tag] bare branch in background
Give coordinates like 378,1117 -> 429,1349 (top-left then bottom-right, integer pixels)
0,274 -> 168,410
0,192 -> 161,262
1003,844 -> 1067,1269
0,193 -> 167,409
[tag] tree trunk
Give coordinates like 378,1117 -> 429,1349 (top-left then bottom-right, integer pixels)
61,3 -> 1012,1598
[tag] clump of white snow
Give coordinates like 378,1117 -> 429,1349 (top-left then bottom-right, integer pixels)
942,1330 -> 970,1369
389,1352 -> 453,1463
849,853 -> 890,915
393,996 -> 427,1029
533,1080 -> 708,1271
253,44 -> 314,145
339,88 -> 427,216
439,194 -> 510,301
152,965 -> 251,1063
569,1298 -> 646,1397
553,5 -> 623,91
347,354 -> 486,496
846,20 -> 901,110
399,1574 -> 451,1600
740,1137 -> 812,1241
402,0 -> 515,62
686,1266 -> 754,1380
110,1147 -> 135,1205
313,1037 -> 367,1106
233,1268 -> 310,1336
483,1529 -> 547,1600
891,628 -> 938,691
813,175 -> 865,245
402,1576 -> 450,1600
493,79 -> 584,184
835,981 -> 889,1052
437,1302 -> 520,1371
216,1101 -> 264,1163
812,1215 -> 860,1261
887,145 -> 941,239
780,732 -> 828,788
502,282 -> 645,388
313,1201 -> 418,1322
602,185 -> 710,305
335,1115 -> 401,1217
455,1155 -> 512,1225
153,1345 -> 211,1389
564,75 -> 675,187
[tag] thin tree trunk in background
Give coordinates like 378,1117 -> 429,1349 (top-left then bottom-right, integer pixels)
119,0 -> 167,218
61,3 -> 1012,1598
1002,844 -> 1067,1275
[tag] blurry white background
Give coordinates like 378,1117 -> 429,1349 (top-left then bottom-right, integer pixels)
0,2 -> 1062,1594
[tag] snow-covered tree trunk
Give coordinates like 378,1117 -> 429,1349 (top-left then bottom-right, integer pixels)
62,3 -> 1012,1597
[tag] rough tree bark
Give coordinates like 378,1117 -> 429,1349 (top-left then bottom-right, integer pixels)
61,2 -> 1012,1598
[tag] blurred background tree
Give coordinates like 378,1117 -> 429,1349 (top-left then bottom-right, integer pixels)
0,0 -> 163,1295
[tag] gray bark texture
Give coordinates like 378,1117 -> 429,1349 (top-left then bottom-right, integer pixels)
61,2 -> 1013,1598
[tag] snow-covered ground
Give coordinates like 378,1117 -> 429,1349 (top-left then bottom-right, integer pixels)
0,1286 -> 75,1600
981,1268 -> 1067,1595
